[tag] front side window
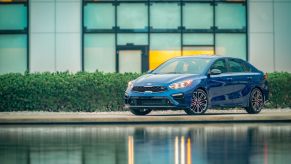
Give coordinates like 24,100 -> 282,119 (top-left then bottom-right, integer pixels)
210,59 -> 227,73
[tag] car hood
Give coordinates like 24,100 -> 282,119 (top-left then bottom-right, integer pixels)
133,74 -> 202,86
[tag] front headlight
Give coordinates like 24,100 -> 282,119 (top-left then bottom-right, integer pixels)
127,81 -> 134,90
169,80 -> 193,89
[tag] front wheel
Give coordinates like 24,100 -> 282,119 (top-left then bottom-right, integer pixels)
184,89 -> 208,115
245,88 -> 264,114
130,108 -> 152,116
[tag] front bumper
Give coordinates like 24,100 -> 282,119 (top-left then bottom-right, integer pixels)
124,89 -> 193,110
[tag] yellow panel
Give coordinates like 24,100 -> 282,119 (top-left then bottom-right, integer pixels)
0,0 -> 13,2
149,49 -> 214,70
149,50 -> 181,70
182,50 -> 214,56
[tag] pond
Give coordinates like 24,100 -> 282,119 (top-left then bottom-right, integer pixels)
0,123 -> 291,164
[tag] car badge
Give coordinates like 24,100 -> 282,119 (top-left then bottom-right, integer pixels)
146,83 -> 152,86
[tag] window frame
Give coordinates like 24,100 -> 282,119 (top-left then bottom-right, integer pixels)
0,1 -> 29,73
81,0 -> 248,72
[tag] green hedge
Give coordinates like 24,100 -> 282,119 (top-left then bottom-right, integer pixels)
267,72 -> 291,108
0,72 -> 140,112
0,72 -> 290,112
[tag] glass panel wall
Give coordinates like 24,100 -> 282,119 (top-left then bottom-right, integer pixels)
84,34 -> 115,72
0,2 -> 28,74
0,4 -> 27,30
0,35 -> 27,74
183,34 -> 213,45
216,3 -> 246,29
84,3 -> 115,29
216,34 -> 246,60
82,0 -> 247,72
117,3 -> 148,30
150,34 -> 181,70
183,34 -> 214,56
183,3 -> 213,29
150,3 -> 180,29
117,34 -> 148,46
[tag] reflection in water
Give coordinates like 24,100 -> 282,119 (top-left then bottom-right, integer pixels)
0,124 -> 291,164
128,136 -> 134,164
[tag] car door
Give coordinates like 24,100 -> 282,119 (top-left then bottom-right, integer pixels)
226,58 -> 252,106
207,59 -> 234,107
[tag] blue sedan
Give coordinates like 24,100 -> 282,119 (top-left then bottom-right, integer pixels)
124,56 -> 269,115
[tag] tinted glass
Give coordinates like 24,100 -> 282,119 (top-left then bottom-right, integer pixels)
210,59 -> 227,73
228,59 -> 245,72
0,35 -> 27,74
84,34 -> 115,72
183,3 -> 213,29
241,61 -> 251,72
117,34 -> 147,45
183,34 -> 213,45
84,4 -> 115,29
149,34 -> 181,70
215,34 -> 246,60
0,4 -> 27,30
152,58 -> 211,75
150,3 -> 180,29
117,3 -> 147,29
216,3 -> 246,29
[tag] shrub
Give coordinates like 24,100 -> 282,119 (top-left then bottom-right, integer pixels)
267,72 -> 291,108
0,72 -> 140,112
0,71 -> 290,112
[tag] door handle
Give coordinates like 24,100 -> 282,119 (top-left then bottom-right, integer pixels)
247,77 -> 252,81
226,77 -> 232,81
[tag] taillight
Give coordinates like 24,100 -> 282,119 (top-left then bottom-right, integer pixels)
263,73 -> 268,80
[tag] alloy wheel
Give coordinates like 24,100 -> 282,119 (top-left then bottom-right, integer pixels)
251,89 -> 264,112
189,89 -> 208,114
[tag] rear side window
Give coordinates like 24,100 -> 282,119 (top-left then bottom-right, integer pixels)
241,61 -> 252,72
228,59 -> 245,72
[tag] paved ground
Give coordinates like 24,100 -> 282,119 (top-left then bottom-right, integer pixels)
0,109 -> 290,124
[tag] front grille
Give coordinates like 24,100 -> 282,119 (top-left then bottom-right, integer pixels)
132,86 -> 167,92
129,98 -> 171,106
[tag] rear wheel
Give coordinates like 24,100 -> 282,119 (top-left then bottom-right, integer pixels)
184,89 -> 208,115
130,108 -> 152,116
245,88 -> 264,114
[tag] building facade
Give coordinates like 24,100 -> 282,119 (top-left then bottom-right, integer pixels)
0,0 -> 290,74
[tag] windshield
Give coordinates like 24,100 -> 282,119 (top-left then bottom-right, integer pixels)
152,58 -> 211,75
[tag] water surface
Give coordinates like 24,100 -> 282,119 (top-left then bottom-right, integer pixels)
0,123 -> 291,164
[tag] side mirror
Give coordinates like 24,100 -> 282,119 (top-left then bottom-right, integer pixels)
147,70 -> 153,74
210,69 -> 222,75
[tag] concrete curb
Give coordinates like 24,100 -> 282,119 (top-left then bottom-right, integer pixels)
0,110 -> 291,124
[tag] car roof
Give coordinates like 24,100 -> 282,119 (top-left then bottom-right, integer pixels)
174,55 -> 222,59
173,55 -> 247,61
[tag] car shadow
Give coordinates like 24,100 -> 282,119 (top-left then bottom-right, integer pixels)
149,112 -> 247,116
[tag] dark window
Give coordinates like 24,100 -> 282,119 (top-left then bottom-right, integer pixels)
228,59 -> 245,72
241,61 -> 252,72
210,59 -> 227,73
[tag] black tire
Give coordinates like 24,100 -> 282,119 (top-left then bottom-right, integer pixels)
130,108 -> 152,116
245,88 -> 264,114
184,89 -> 208,115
